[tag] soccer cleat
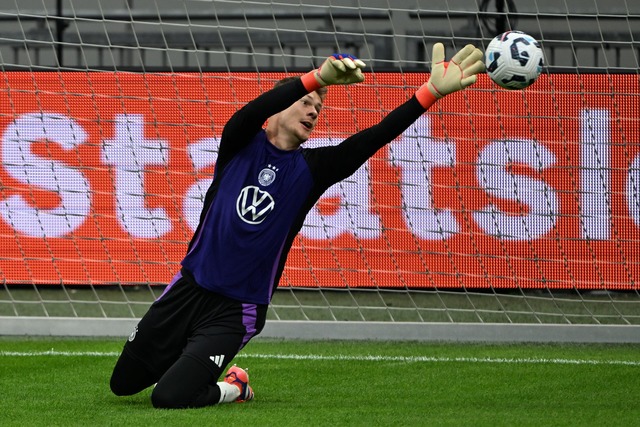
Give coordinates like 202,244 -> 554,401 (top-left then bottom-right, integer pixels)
224,365 -> 254,402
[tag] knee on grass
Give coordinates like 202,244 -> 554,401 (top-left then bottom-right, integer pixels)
151,383 -> 193,409
110,375 -> 140,397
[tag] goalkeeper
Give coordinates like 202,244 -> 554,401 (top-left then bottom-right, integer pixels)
110,43 -> 484,408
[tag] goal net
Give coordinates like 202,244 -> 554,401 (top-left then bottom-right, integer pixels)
1,0 -> 639,342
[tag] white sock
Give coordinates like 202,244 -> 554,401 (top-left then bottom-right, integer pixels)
217,382 -> 241,404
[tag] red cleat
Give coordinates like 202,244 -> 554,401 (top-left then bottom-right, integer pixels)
224,365 -> 254,402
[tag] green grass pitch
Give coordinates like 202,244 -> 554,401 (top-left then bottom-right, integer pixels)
1,337 -> 639,426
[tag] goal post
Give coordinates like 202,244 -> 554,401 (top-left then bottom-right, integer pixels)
0,0 -> 639,342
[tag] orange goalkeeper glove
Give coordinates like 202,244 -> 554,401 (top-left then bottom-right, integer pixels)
301,53 -> 366,90
415,43 -> 485,108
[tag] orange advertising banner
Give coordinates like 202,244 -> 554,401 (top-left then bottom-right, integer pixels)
0,72 -> 638,289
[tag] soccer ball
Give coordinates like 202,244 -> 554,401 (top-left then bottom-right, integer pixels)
485,31 -> 543,90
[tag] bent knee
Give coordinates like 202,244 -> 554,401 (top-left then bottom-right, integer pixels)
110,350 -> 158,396
110,375 -> 136,396
151,384 -> 187,409
109,375 -> 149,396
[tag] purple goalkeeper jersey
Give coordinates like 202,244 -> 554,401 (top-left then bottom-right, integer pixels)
181,78 -> 427,305
181,130 -> 314,304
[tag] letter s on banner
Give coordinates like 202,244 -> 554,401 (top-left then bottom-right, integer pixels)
1,113 -> 90,238
473,139 -> 558,241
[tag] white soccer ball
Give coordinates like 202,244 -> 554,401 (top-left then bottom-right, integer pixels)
485,31 -> 544,90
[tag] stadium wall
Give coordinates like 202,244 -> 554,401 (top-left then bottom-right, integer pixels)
2,317 -> 640,343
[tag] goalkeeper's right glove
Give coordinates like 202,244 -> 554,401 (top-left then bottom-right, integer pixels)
415,43 -> 485,109
301,53 -> 366,91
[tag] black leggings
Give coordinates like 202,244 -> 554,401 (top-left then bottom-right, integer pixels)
109,274 -> 267,408
110,349 -> 222,408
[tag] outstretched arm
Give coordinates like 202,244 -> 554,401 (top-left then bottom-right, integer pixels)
218,54 -> 367,166
306,44 -> 485,186
415,43 -> 485,108
218,79 -> 309,165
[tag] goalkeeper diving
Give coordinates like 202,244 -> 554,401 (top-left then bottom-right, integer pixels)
110,43 -> 484,408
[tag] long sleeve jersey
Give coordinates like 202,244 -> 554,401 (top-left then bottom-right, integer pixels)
181,78 -> 429,305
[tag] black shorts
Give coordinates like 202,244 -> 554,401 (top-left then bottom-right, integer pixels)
123,270 -> 268,379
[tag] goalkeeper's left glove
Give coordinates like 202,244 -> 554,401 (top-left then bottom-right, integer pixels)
415,43 -> 485,109
301,53 -> 366,90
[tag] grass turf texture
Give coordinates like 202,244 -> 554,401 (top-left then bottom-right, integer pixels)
1,338 -> 639,426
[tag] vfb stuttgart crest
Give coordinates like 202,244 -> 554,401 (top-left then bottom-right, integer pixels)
236,185 -> 275,224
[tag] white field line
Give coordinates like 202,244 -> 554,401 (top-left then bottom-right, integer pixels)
0,350 -> 639,366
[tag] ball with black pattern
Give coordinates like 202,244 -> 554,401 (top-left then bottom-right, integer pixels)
485,31 -> 544,90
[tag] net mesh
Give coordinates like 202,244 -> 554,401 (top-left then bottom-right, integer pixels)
0,0 -> 639,329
